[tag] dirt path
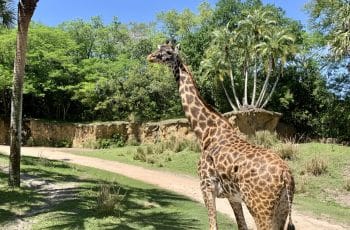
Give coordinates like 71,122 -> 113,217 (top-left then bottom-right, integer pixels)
0,145 -> 348,230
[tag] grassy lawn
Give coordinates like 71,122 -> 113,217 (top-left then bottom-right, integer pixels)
67,145 -> 200,176
0,154 -> 235,229
68,142 -> 350,225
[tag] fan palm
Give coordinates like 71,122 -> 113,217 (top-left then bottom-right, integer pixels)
201,7 -> 298,111
0,0 -> 15,28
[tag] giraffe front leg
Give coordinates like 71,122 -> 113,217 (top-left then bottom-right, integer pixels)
201,183 -> 218,230
228,200 -> 248,230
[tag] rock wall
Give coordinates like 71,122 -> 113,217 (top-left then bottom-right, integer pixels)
0,118 -> 196,147
224,109 -> 282,136
0,110 -> 286,147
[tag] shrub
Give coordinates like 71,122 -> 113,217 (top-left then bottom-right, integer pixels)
146,145 -> 154,155
126,138 -> 140,146
183,139 -> 201,152
249,131 -> 280,148
110,133 -> 126,147
306,156 -> 328,176
96,183 -> 125,215
276,142 -> 299,160
296,175 -> 308,193
344,179 -> 350,191
133,147 -> 147,162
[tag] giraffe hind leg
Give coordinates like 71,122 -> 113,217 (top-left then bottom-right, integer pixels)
272,189 -> 290,230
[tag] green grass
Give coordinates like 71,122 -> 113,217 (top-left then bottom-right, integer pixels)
288,143 -> 350,223
67,145 -> 200,176
0,154 -> 235,229
68,142 -> 350,225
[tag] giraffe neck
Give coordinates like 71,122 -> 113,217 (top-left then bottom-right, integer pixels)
172,62 -> 224,145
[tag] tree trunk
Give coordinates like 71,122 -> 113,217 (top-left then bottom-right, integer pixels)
250,60 -> 257,106
9,0 -> 38,187
261,66 -> 283,108
221,80 -> 238,111
255,59 -> 272,108
229,68 -> 241,109
243,65 -> 248,106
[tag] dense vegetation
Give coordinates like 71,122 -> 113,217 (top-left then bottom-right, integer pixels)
0,0 -> 349,140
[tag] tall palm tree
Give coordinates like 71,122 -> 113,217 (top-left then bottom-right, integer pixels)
201,7 -> 297,111
254,28 -> 296,108
9,0 -> 38,187
0,0 -> 15,28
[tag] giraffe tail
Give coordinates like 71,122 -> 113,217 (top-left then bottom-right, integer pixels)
283,171 -> 295,230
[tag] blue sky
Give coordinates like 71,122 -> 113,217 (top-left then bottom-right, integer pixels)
32,0 -> 309,26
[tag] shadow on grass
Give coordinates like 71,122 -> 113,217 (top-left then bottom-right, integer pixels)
0,155 -> 203,229
0,170 -> 46,223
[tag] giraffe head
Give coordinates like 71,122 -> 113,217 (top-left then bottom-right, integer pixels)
147,40 -> 180,66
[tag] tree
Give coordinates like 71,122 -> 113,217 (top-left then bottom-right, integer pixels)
306,0 -> 350,59
9,0 -> 38,187
201,6 -> 298,112
0,0 -> 15,28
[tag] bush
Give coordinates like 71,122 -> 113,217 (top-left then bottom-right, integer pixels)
133,147 -> 147,162
296,175 -> 308,194
305,156 -> 328,176
344,179 -> 350,191
276,142 -> 299,160
249,131 -> 280,148
96,183 -> 125,215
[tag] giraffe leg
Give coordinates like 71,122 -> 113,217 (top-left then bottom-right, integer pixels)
202,187 -> 218,230
228,200 -> 248,230
272,189 -> 291,230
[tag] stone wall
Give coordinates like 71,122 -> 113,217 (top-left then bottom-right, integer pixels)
0,110 -> 286,147
0,118 -> 196,147
224,109 -> 282,136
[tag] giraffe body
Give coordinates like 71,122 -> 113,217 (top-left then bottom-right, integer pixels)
147,41 -> 295,230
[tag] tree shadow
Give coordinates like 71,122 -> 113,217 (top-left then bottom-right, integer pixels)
1,155 -> 207,229
0,170 -> 46,223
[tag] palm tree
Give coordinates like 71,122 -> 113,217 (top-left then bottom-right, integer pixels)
9,0 -> 39,187
201,7 -> 297,111
0,0 -> 15,28
254,28 -> 296,108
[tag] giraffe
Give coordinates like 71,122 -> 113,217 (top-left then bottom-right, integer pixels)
147,40 -> 295,230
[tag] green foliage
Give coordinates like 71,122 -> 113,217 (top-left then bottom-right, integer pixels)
0,0 -> 16,28
201,2 -> 300,110
306,0 -> 350,59
0,18 -> 183,122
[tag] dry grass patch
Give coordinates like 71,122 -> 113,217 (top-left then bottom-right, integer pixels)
96,183 -> 125,215
305,156 -> 328,176
276,141 -> 299,160
249,130 -> 280,148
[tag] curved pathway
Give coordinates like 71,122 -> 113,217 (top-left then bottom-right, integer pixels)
0,145 -> 348,230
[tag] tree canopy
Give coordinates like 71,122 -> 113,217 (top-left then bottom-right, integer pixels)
0,0 -> 349,140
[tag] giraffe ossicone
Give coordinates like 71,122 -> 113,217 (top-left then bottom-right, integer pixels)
148,41 -> 295,230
